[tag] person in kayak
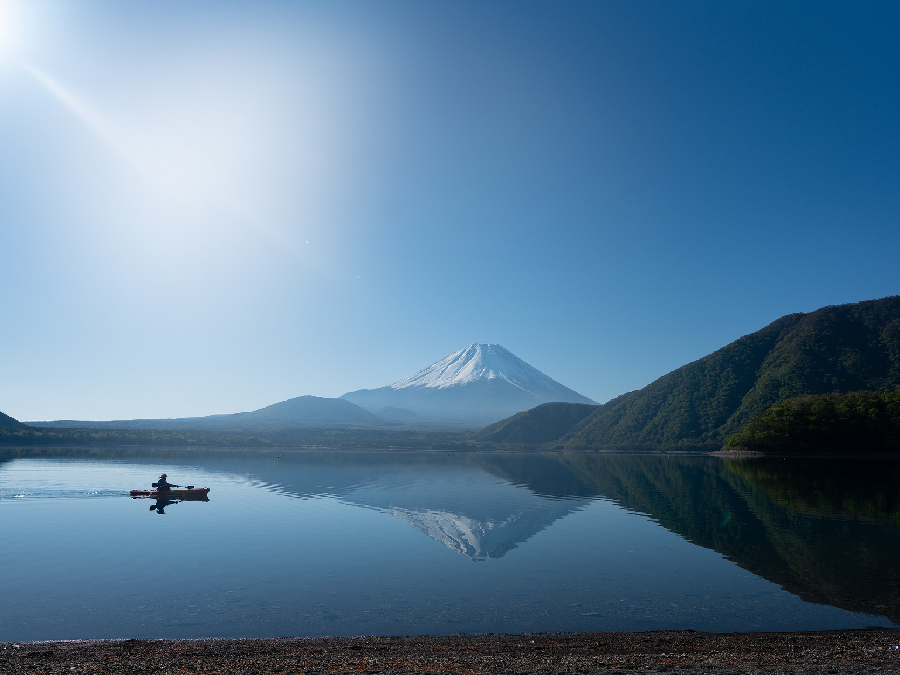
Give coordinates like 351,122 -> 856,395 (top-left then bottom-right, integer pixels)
156,473 -> 178,492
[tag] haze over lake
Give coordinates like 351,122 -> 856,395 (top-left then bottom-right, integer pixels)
1,448 -> 897,641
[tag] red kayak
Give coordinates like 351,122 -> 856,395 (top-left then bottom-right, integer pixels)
130,487 -> 210,499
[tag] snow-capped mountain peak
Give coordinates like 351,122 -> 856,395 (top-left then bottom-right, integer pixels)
341,343 -> 595,427
390,343 -> 554,392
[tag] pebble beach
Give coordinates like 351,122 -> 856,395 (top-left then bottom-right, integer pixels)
3,628 -> 900,674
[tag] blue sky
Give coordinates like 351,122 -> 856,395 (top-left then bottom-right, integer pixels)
2,0 -> 899,421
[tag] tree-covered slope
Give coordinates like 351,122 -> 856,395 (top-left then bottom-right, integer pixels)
475,402 -> 598,445
723,388 -> 900,453
565,296 -> 900,450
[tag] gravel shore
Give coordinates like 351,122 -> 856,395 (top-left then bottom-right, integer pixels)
3,629 -> 899,674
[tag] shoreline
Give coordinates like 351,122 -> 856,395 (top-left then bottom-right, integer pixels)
3,629 -> 900,674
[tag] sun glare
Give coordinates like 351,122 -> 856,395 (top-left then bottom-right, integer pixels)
0,1 -> 21,59
6,3 -> 358,297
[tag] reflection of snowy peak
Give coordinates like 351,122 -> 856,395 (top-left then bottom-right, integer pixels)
187,451 -> 592,560
342,344 -> 594,427
344,468 -> 588,559
390,506 -> 567,559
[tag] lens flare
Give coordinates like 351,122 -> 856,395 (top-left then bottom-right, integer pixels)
17,60 -> 128,159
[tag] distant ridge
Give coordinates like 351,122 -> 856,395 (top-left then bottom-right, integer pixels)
483,297 -> 900,450
236,395 -> 381,427
36,396 -> 381,431
342,343 -> 595,427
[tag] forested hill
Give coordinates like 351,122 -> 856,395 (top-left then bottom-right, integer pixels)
0,411 -> 25,428
476,402 -> 598,445
563,296 -> 900,450
723,388 -> 900,453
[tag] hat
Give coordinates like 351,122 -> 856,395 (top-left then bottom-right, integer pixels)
160,473 -> 167,478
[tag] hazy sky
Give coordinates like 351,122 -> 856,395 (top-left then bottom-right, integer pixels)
2,0 -> 899,421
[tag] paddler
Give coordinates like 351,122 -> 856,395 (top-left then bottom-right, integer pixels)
156,473 -> 178,492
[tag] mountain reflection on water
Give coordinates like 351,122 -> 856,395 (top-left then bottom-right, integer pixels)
211,451 -> 593,560
556,454 -> 900,625
1,447 -> 898,624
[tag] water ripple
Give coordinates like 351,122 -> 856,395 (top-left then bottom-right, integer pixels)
0,488 -> 129,500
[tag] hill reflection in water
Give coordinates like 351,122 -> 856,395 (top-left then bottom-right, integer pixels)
192,449 -> 900,622
192,451 -> 594,560
537,453 -> 900,624
2,447 -> 898,625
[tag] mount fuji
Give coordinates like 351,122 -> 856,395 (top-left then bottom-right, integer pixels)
341,344 -> 595,428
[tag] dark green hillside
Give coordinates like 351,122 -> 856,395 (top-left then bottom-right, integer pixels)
0,411 -> 25,428
565,296 -> 900,450
476,402 -> 598,445
723,388 -> 900,453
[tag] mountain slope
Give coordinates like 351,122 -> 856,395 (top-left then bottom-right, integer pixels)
476,402 -> 598,445
0,411 -> 25,428
235,395 -> 382,426
342,344 -> 595,427
565,296 -> 900,449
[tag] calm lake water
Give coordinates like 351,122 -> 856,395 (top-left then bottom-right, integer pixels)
1,447 -> 898,641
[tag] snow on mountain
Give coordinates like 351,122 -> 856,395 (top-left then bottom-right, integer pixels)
342,343 -> 595,428
390,343 -> 567,394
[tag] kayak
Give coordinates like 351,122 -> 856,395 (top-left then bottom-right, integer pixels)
130,487 -> 210,499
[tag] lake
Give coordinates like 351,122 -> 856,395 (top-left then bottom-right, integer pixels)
1,447 -> 898,641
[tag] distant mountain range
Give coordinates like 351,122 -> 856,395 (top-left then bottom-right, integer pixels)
342,343 -> 595,427
9,297 -> 900,449
34,395 -> 380,431
25,344 -> 593,431
481,296 -> 900,450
